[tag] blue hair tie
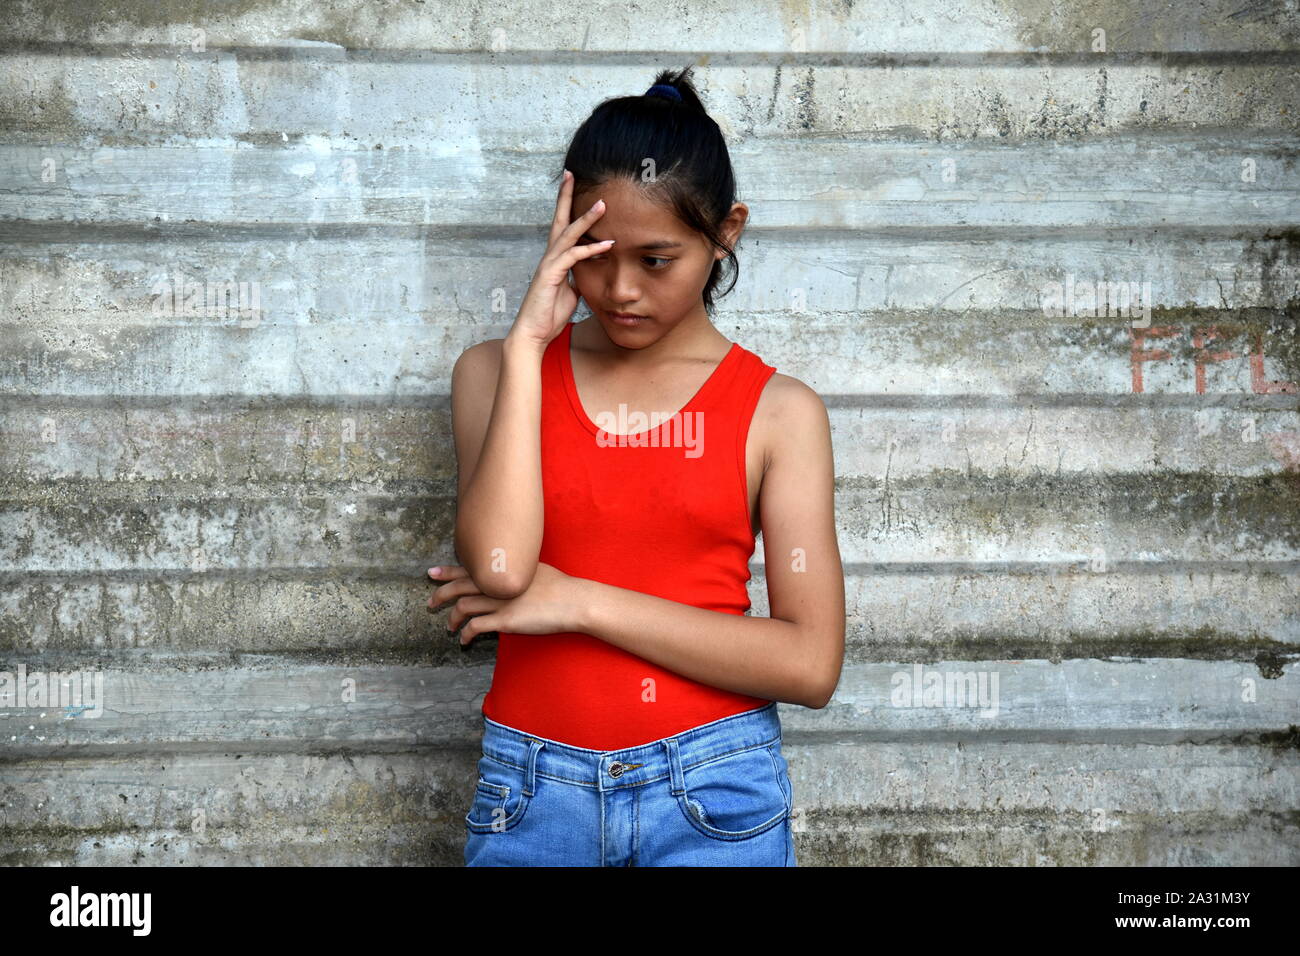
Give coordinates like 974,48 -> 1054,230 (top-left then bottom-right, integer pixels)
645,83 -> 682,102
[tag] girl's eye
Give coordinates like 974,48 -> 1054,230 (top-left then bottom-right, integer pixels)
584,250 -> 672,269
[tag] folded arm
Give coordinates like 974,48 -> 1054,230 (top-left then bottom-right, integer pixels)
572,378 -> 846,708
451,336 -> 546,598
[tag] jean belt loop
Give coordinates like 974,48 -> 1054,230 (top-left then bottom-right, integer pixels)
663,736 -> 685,796
524,738 -> 544,797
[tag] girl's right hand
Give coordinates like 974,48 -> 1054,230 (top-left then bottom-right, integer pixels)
506,170 -> 615,352
427,564 -> 491,628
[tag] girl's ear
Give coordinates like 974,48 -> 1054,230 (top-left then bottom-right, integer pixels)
720,202 -> 748,248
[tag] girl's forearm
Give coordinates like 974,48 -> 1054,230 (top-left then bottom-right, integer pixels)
571,577 -> 826,709
455,335 -> 546,598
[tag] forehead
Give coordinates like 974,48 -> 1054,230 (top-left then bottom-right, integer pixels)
571,178 -> 688,236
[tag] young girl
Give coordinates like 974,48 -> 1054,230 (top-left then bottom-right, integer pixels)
428,66 -> 845,866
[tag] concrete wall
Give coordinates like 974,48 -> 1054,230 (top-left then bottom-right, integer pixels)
1,1 -> 1298,865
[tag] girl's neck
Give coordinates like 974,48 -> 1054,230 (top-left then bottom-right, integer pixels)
572,310 -> 731,366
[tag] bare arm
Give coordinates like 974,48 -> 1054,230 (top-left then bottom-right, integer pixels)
451,336 -> 546,598
570,378 -> 846,708
449,171 -> 614,599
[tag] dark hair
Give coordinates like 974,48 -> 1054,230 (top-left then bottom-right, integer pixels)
557,65 -> 741,316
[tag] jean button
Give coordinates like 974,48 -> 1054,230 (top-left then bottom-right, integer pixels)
608,761 -> 626,778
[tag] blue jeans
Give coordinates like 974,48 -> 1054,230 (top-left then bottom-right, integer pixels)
463,702 -> 797,866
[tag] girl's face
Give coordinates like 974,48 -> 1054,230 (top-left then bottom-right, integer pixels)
568,177 -> 746,342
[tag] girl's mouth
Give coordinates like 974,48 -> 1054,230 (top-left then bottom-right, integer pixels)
607,311 -> 650,325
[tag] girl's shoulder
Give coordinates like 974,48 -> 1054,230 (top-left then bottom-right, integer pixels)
750,369 -> 830,464
451,337 -> 507,412
756,371 -> 828,420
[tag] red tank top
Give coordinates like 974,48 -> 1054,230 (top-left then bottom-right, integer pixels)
480,320 -> 777,750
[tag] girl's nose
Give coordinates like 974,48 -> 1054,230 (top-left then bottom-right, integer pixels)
605,261 -> 642,302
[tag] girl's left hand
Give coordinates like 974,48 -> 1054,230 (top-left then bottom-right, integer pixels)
427,562 -> 585,645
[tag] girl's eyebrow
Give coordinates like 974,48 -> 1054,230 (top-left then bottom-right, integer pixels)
579,231 -> 683,250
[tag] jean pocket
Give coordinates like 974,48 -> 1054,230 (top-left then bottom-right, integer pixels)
675,742 -> 789,841
465,754 -> 531,834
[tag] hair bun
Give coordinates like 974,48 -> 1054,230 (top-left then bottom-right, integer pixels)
644,83 -> 683,102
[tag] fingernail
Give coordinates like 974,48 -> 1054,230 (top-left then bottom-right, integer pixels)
429,566 -> 440,575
